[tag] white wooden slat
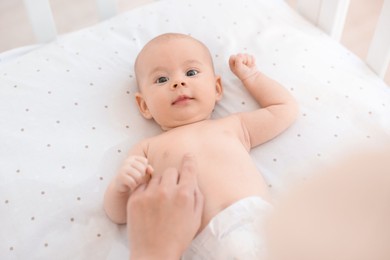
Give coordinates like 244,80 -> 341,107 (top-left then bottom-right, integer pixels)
295,0 -> 350,41
96,0 -> 118,20
22,0 -> 57,43
366,0 -> 390,78
296,0 -> 322,26
317,0 -> 350,41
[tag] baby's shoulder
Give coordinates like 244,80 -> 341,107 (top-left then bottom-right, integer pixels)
213,114 -> 244,129
214,114 -> 251,149
130,136 -> 158,156
136,131 -> 170,148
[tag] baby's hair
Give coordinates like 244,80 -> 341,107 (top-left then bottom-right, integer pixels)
150,32 -> 192,42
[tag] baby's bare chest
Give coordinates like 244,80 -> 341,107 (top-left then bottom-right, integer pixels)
144,120 -> 269,226
145,120 -> 248,174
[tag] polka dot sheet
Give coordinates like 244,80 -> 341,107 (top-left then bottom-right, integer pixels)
1,0 -> 389,258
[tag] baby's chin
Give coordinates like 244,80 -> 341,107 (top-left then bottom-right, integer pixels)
159,114 -> 212,131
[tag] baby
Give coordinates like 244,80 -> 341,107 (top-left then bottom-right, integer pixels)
104,33 -> 298,258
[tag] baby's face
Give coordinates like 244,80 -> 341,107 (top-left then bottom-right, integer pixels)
135,36 -> 222,130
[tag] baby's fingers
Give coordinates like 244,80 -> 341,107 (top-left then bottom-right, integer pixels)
115,173 -> 138,192
132,155 -> 148,163
123,156 -> 148,174
123,175 -> 139,191
238,53 -> 255,67
229,55 -> 243,73
247,55 -> 255,67
229,55 -> 237,71
128,160 -> 148,175
231,53 -> 255,65
126,155 -> 148,167
229,54 -> 238,63
146,164 -> 154,175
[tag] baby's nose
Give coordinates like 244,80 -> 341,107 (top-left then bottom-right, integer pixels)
172,82 -> 186,88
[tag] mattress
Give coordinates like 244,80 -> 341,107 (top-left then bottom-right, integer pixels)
1,0 -> 389,259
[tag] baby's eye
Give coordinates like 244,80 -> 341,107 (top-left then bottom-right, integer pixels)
186,69 -> 199,77
156,76 -> 169,84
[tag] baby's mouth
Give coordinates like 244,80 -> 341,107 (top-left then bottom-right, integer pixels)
172,95 -> 194,105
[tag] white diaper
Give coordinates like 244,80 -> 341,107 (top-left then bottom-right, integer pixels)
182,196 -> 272,260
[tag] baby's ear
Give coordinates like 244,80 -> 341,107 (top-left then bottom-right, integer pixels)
215,75 -> 223,101
135,92 -> 153,119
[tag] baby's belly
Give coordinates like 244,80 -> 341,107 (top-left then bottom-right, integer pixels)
196,155 -> 271,231
146,122 -> 271,232
149,146 -> 270,232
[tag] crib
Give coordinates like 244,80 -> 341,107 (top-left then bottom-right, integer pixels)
1,0 -> 389,259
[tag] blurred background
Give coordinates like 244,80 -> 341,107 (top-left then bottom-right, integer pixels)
0,0 -> 389,83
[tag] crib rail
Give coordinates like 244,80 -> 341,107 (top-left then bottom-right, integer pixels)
293,0 -> 389,79
22,0 -> 389,79
96,0 -> 118,20
366,0 -> 390,78
22,0 -> 117,43
22,0 -> 57,43
295,0 -> 350,41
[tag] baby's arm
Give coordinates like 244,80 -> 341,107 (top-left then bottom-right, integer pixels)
229,53 -> 299,148
103,142 -> 153,224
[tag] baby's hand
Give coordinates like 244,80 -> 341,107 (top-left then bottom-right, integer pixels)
114,155 -> 154,193
229,53 -> 259,82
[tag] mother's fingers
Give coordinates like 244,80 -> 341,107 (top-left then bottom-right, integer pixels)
178,153 -> 198,186
160,167 -> 179,189
130,183 -> 147,196
146,173 -> 161,190
193,185 -> 204,215
142,154 -> 199,193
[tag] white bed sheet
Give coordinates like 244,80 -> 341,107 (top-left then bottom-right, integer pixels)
1,0 -> 389,259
